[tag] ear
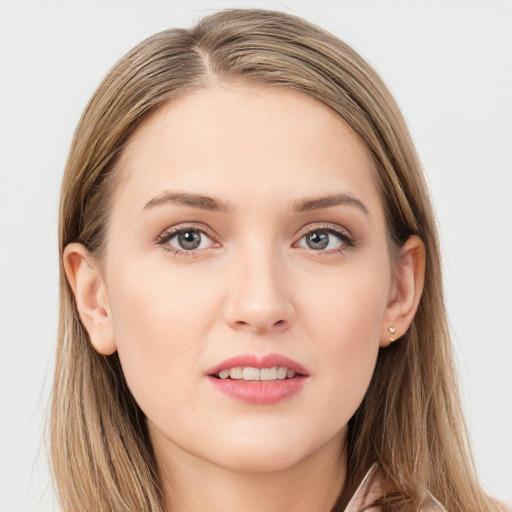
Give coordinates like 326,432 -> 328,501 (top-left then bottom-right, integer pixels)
63,243 -> 117,355
380,235 -> 425,347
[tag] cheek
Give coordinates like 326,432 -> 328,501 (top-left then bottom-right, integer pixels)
106,259 -> 224,409
301,255 -> 390,343
298,261 -> 390,416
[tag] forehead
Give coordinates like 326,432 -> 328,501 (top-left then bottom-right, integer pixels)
114,84 -> 381,215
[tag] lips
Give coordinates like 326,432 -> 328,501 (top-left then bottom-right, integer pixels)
206,353 -> 308,378
206,353 -> 308,405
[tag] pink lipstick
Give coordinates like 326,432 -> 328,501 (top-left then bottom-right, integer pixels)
206,353 -> 308,405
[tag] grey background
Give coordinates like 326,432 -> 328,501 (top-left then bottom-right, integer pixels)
1,0 -> 511,510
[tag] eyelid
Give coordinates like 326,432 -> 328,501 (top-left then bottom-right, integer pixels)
156,223 -> 219,254
295,222 -> 354,242
293,222 -> 355,252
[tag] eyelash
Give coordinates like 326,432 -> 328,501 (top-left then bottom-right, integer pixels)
156,224 -> 217,256
294,223 -> 355,254
156,223 -> 355,256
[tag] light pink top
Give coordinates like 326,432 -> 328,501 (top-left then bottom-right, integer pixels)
344,464 -> 447,512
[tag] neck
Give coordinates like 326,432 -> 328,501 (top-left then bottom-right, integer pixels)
151,428 -> 347,512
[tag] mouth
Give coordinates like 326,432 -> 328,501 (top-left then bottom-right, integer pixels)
211,366 -> 302,381
206,353 -> 308,404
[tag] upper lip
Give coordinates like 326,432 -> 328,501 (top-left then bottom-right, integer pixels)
206,353 -> 309,376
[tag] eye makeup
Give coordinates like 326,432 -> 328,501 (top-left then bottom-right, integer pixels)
293,222 -> 355,254
155,220 -> 355,258
156,223 -> 219,256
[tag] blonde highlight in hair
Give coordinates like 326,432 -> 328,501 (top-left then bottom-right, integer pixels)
52,9 -> 501,511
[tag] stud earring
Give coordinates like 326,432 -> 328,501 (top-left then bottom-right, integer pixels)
388,326 -> 396,343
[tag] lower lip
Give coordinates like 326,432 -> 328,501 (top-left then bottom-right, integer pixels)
207,376 -> 307,404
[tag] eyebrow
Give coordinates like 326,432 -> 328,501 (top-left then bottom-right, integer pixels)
143,191 -> 235,213
291,193 -> 369,215
143,191 -> 368,216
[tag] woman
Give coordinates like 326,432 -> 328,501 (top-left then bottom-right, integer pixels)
51,8 -> 505,512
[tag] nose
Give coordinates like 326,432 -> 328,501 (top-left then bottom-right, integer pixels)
223,244 -> 295,333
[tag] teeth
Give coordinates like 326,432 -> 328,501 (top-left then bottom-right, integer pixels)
216,366 -> 298,381
277,367 -> 288,379
230,367 -> 243,379
243,367 -> 260,380
260,367 -> 277,380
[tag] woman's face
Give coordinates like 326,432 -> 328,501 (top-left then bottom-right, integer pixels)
100,84 -> 396,473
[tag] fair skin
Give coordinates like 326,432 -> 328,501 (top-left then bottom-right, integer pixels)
64,84 -> 425,512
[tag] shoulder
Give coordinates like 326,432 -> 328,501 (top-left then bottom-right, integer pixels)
344,465 -> 447,512
343,466 -> 511,512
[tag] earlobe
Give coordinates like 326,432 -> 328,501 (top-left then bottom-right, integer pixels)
380,235 -> 426,347
63,243 -> 117,355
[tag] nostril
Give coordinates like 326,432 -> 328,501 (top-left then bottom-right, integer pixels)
232,319 -> 287,332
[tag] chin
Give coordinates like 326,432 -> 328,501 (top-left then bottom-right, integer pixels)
214,447 -> 308,474
202,430 -> 331,474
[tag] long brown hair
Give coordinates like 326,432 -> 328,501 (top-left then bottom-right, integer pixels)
51,8 -> 501,511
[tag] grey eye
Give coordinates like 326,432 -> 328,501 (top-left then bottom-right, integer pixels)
296,228 -> 347,251
161,228 -> 215,252
178,230 -> 202,250
305,231 -> 330,250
